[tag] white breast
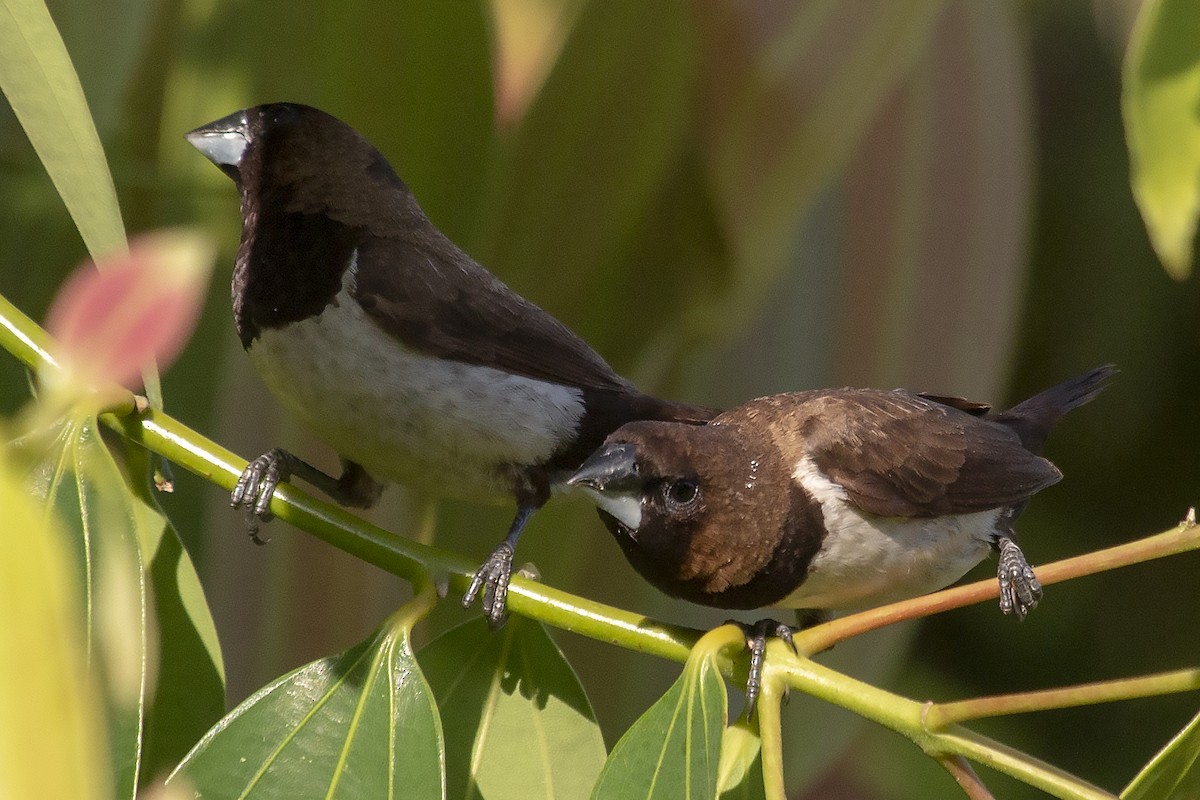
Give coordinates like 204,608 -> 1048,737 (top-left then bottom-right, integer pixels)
781,456 -> 999,610
245,257 -> 586,501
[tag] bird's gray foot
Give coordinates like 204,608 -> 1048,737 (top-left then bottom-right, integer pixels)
997,535 -> 1042,620
729,618 -> 797,717
231,448 -> 299,544
463,542 -> 514,630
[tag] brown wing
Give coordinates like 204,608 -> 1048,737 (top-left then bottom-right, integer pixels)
351,230 -> 635,393
798,390 -> 1062,518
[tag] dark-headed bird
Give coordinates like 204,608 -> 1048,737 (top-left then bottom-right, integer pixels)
569,366 -> 1114,706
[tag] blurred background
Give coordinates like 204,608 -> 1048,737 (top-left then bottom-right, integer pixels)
2,0 -> 1197,797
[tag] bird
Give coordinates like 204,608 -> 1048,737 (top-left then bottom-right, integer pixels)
185,102 -> 717,626
568,366 -> 1114,707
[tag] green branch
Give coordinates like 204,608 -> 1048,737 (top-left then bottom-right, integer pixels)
925,668 -> 1200,729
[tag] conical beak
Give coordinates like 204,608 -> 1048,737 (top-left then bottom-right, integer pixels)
186,109 -> 250,171
569,443 -> 639,491
568,443 -> 642,530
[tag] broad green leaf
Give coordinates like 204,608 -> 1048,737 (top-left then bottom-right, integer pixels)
1122,0 -> 1200,279
0,437 -> 110,800
591,632 -> 727,800
25,414 -> 149,797
418,617 -> 606,800
717,720 -> 765,800
472,0 -> 698,348
123,445 -> 225,784
0,0 -> 125,260
172,608 -> 444,799
1122,706 -> 1200,800
19,406 -> 222,793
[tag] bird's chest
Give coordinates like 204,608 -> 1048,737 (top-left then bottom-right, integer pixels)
245,290 -> 586,500
782,501 -> 1001,610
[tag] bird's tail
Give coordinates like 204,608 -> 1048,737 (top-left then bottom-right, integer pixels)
996,365 -> 1117,453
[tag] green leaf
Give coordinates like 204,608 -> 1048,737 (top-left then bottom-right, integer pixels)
171,606 -> 444,799
0,434 -> 110,800
1122,0 -> 1200,279
123,445 -> 225,783
0,0 -> 166,408
418,617 -> 606,800
24,414 -> 150,797
0,0 -> 126,260
717,720 -> 766,800
19,409 -> 223,791
1121,706 -> 1200,800
591,632 -> 727,800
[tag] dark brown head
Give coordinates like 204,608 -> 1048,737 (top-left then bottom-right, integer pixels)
187,104 -> 442,346
186,103 -> 418,230
568,419 -> 825,610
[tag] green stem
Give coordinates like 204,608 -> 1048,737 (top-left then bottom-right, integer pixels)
111,402 -> 701,663
755,671 -> 787,800
773,657 -> 1116,800
392,575 -> 439,633
925,668 -> 1200,729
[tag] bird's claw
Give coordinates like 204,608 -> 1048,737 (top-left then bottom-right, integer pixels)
232,449 -> 291,545
463,542 -> 514,630
730,618 -> 797,717
997,536 -> 1041,620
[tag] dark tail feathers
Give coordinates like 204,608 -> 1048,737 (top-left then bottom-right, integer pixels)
996,365 -> 1116,453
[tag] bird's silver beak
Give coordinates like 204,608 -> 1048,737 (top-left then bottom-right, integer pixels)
568,443 -> 643,530
569,443 -> 639,491
186,109 -> 250,169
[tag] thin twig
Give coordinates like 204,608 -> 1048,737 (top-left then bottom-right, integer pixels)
924,668 -> 1200,729
937,754 -> 995,800
798,520 -> 1200,654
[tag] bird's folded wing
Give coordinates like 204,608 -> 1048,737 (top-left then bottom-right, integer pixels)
803,391 -> 1062,518
352,233 -> 635,393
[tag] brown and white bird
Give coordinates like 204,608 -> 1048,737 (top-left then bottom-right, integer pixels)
185,102 -> 716,625
569,366 -> 1113,688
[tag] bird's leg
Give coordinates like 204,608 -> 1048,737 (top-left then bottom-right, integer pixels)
232,450 -> 383,544
463,473 -> 550,629
996,533 -> 1042,620
463,504 -> 536,629
728,618 -> 798,717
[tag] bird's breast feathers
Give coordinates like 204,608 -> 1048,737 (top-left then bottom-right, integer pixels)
782,455 -> 999,610
247,264 -> 587,500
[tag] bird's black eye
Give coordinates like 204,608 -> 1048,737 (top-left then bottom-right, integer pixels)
661,479 -> 701,513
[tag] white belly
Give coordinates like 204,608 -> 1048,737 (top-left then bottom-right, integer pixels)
246,281 -> 585,501
783,456 -> 999,610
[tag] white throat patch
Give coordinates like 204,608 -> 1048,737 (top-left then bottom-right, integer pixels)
576,487 -> 642,531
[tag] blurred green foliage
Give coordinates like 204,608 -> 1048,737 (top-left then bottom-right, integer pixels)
2,0 -> 1199,797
